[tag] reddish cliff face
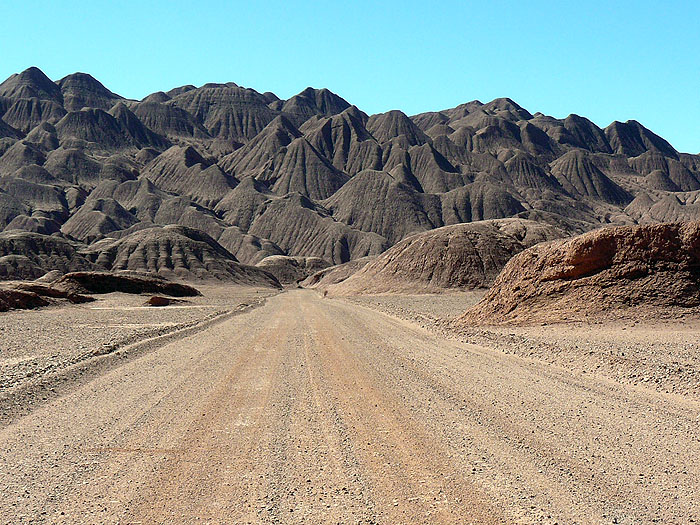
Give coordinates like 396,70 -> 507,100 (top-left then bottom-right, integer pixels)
459,221 -> 700,325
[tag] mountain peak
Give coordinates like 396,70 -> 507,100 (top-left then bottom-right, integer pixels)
0,66 -> 63,103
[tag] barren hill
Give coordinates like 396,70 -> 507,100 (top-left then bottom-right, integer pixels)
327,219 -> 564,295
82,225 -> 281,286
0,230 -> 95,279
1,66 -> 699,282
300,256 -> 374,290
255,255 -> 330,285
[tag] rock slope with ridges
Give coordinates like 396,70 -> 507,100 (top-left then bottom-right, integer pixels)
141,145 -> 236,207
57,72 -> 122,112
0,67 -> 63,103
327,219 -> 564,295
300,256 -> 374,290
248,193 -> 388,264
0,231 -> 95,279
83,225 -> 281,286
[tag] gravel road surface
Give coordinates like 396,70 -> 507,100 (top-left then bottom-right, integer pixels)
1,290 -> 698,523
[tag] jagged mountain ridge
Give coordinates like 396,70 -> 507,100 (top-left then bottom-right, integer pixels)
0,66 -> 698,280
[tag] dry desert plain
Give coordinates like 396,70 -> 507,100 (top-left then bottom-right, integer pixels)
1,285 -> 699,524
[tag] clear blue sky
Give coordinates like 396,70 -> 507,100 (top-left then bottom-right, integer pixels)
2,0 -> 698,153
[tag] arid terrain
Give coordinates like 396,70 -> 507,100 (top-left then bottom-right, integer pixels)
1,64 -> 700,524
1,287 -> 699,524
0,283 -> 277,420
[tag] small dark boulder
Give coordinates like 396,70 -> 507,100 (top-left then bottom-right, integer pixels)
146,295 -> 172,306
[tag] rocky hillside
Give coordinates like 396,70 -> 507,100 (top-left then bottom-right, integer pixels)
1,66 -> 698,280
326,219 -> 564,295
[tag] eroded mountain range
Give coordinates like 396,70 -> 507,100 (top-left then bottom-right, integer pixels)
1,66 -> 698,281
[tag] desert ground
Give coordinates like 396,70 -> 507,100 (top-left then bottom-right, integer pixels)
2,33 -> 700,525
1,287 -> 699,524
0,283 -> 277,420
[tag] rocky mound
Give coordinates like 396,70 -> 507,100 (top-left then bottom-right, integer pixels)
13,282 -> 95,305
323,170 -> 440,244
300,256 -> 374,290
629,151 -> 700,192
0,66 -> 63,102
60,197 -> 138,242
324,171 -> 527,245
53,271 -> 201,297
367,110 -> 428,146
560,114 -> 612,153
502,151 -> 561,191
604,120 -> 677,158
247,193 -> 388,264
84,225 -> 281,286
43,147 -> 102,187
0,288 -> 50,312
0,177 -> 69,220
219,115 -> 301,176
255,255 -> 330,285
131,101 -> 211,139
168,84 -> 277,142
302,106 -> 382,176
145,295 -> 189,307
278,87 -> 351,125
57,72 -> 122,112
550,150 -> 630,204
0,231 -> 95,280
261,138 -> 350,200
327,219 -> 564,295
1,98 -> 66,134
22,121 -> 59,152
217,226 -> 284,264
0,255 -> 46,280
5,215 -> 61,235
55,108 -> 134,150
0,119 -> 22,140
35,269 -> 63,283
0,141 -> 47,174
214,177 -> 273,230
108,103 -> 170,150
0,191 -> 29,230
460,221 -> 700,325
406,143 -> 466,193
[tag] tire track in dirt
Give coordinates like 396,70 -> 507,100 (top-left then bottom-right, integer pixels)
301,298 -> 506,524
319,295 -> 700,523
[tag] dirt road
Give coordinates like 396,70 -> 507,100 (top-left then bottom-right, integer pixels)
1,290 -> 699,524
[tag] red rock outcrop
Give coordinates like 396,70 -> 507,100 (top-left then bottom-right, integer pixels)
460,221 -> 700,325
